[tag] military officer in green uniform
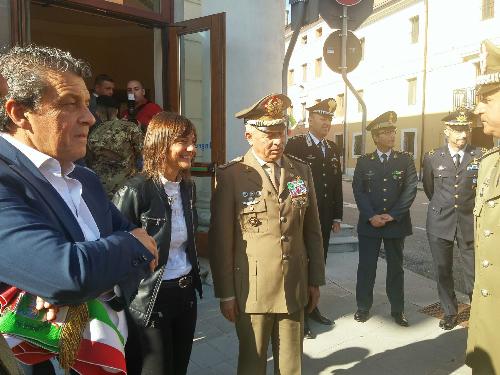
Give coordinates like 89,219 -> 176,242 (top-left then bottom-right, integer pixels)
466,39 -> 500,374
352,111 -> 418,326
86,95 -> 144,198
422,110 -> 483,330
209,94 -> 325,375
285,98 -> 342,338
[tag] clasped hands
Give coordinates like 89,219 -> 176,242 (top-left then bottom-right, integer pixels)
369,213 -> 394,228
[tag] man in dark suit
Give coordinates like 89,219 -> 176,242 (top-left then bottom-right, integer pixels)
423,110 -> 483,330
0,45 -> 157,373
285,98 -> 342,338
352,111 -> 418,326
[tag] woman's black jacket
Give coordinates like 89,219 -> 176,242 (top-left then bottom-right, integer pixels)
113,174 -> 202,327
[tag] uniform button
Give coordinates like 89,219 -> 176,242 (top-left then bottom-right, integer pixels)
132,260 -> 139,267
322,163 -> 325,167
141,255 -> 148,261
383,178 -> 388,182
383,188 -> 387,192
324,183 -> 327,187
282,254 -> 290,260
383,198 -> 387,202
250,206 -> 254,211
324,194 -> 327,198
454,204 -> 458,208
484,229 -> 493,237
280,217 -> 287,223
280,235 -> 287,241
481,289 -> 489,297
454,184 -> 458,188
235,266 -> 240,271
482,260 -> 490,268
383,208 -> 387,211
278,198 -> 282,203
323,173 -> 326,177
488,201 -> 496,208
454,194 -> 459,198
456,174 -> 459,178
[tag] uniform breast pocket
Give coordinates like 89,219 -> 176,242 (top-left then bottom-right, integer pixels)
239,200 -> 269,233
140,215 -> 166,234
435,170 -> 453,184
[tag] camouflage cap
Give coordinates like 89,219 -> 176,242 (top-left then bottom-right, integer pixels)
477,40 -> 500,95
366,111 -> 397,132
441,109 -> 474,126
235,93 -> 291,128
306,98 -> 336,117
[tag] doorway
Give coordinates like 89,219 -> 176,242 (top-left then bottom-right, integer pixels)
30,2 -> 163,106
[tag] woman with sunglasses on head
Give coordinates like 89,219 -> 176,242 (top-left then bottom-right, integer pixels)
113,112 -> 202,375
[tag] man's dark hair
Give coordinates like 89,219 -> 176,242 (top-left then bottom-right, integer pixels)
0,45 -> 92,132
94,73 -> 114,87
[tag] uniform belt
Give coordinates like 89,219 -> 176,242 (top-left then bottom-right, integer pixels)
161,274 -> 193,289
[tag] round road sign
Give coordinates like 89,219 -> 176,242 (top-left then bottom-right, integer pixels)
335,0 -> 362,6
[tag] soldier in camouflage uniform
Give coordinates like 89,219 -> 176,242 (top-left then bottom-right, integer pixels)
86,95 -> 144,198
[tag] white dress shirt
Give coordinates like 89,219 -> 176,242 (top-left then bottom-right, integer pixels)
377,149 -> 392,163
309,132 -> 326,157
448,144 -> 465,163
160,176 -> 192,280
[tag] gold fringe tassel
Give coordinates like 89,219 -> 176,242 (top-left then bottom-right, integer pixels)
58,303 -> 89,370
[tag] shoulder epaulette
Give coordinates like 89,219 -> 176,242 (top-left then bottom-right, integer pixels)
478,146 -> 500,162
359,152 -> 374,160
287,154 -> 307,164
218,156 -> 243,169
426,148 -> 437,156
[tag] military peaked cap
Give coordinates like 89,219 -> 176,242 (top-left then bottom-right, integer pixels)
366,111 -> 397,132
441,109 -> 474,126
307,98 -> 336,116
235,93 -> 291,128
96,95 -> 120,109
477,40 -> 500,95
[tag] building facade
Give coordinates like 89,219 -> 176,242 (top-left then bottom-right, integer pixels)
286,0 -> 500,175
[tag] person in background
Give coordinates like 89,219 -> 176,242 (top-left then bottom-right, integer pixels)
422,110 -> 483,330
285,98 -> 342,339
352,111 -> 417,327
89,73 -> 115,113
123,79 -> 162,130
113,112 -> 202,375
86,95 -> 144,198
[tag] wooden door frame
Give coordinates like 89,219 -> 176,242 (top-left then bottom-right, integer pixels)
10,0 -> 173,46
167,12 -> 226,174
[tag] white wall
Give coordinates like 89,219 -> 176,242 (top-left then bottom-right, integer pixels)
202,0 -> 286,160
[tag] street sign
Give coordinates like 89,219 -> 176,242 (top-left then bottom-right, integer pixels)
323,30 -> 362,73
320,0 -> 374,30
335,0 -> 362,5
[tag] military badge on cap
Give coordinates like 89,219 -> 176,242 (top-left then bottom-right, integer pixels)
235,93 -> 292,128
306,98 -> 337,117
441,109 -> 473,126
366,111 -> 398,132
477,40 -> 500,95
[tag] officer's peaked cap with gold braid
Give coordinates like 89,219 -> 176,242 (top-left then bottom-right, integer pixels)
235,93 -> 291,128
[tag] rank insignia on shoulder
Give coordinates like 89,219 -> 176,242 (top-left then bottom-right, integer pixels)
219,156 -> 243,169
428,149 -> 435,156
306,154 -> 316,160
287,154 -> 307,164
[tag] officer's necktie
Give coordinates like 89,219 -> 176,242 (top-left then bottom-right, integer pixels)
265,162 -> 280,191
318,140 -> 326,157
453,153 -> 461,169
381,153 -> 388,166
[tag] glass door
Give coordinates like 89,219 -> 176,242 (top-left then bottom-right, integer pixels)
167,13 -> 226,255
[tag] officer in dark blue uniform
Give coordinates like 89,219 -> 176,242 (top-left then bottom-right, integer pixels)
422,110 -> 484,330
352,111 -> 418,326
285,98 -> 342,338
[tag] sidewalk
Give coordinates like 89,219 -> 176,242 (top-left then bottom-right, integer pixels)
189,253 -> 471,375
